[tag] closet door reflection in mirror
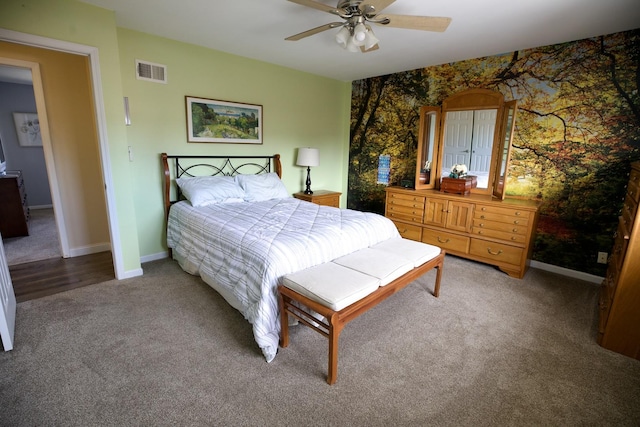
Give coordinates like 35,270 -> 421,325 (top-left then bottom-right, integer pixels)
441,108 -> 497,189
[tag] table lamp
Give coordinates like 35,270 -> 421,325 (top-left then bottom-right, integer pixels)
296,147 -> 319,194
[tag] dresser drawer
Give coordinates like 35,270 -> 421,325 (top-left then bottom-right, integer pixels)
387,203 -> 424,218
603,260 -> 620,303
387,192 -> 425,207
472,220 -> 527,243
422,229 -> 470,254
621,194 -> 638,233
612,221 -> 629,270
469,239 -> 524,266
391,221 -> 422,241
627,167 -> 640,203
386,209 -> 423,224
474,210 -> 530,228
598,284 -> 612,338
475,204 -> 531,220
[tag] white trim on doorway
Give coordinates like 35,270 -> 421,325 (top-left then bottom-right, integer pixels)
0,28 -> 127,280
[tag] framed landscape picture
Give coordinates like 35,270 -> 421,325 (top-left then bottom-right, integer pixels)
186,96 -> 262,144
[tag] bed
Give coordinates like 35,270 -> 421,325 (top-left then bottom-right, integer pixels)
161,153 -> 401,362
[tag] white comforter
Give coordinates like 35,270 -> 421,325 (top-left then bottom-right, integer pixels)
167,197 -> 400,362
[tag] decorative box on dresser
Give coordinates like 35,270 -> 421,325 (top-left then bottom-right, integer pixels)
293,190 -> 341,208
0,170 -> 30,238
385,187 -> 540,279
598,161 -> 640,360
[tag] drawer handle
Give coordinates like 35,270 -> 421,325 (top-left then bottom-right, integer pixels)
487,248 -> 503,256
442,209 -> 451,213
478,230 -> 483,234
515,212 -> 521,216
479,223 -> 484,227
480,215 -> 486,219
512,228 -> 518,232
511,236 -> 517,241
513,220 -> 520,224
437,237 -> 451,243
481,207 -> 487,211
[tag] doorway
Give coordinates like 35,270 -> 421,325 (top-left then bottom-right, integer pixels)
0,34 -> 122,279
0,64 -> 62,266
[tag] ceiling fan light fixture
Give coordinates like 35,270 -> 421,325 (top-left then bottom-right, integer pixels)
345,36 -> 360,52
352,22 -> 367,46
363,25 -> 379,50
335,26 -> 350,48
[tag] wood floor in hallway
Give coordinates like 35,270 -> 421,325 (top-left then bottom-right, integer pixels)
9,252 -> 115,303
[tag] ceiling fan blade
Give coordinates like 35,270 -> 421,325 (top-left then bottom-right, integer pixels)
285,23 -> 344,41
362,0 -> 396,14
361,43 -> 380,53
287,0 -> 343,15
376,14 -> 452,32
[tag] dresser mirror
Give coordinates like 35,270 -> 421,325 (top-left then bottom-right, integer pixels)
414,88 -> 518,199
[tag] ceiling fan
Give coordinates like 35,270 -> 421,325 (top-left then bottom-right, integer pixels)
285,0 -> 452,53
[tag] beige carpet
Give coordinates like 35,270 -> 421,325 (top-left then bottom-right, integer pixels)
3,207 -> 60,265
1,255 -> 639,426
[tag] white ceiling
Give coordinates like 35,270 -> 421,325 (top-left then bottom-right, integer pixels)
0,65 -> 33,85
77,0 -> 640,81
3,1 -> 639,83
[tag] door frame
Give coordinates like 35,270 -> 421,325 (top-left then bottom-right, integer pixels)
0,28 -> 125,279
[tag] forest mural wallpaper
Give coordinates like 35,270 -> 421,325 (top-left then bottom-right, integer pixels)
348,28 -> 640,276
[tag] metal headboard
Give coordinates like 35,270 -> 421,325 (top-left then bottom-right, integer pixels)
160,153 -> 282,219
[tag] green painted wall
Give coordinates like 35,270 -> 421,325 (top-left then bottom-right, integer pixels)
116,28 -> 351,257
0,0 -> 351,271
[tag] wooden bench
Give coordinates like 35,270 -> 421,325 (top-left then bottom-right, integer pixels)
278,238 -> 445,384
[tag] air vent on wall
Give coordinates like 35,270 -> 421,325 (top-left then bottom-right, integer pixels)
135,59 -> 167,84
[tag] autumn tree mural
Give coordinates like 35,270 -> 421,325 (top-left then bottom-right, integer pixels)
348,29 -> 640,275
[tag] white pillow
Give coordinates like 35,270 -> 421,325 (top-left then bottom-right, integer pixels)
235,173 -> 290,202
176,175 -> 246,207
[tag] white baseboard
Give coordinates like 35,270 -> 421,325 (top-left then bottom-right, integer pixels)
119,268 -> 144,279
28,204 -> 54,210
68,242 -> 111,258
140,251 -> 170,264
530,260 -> 604,284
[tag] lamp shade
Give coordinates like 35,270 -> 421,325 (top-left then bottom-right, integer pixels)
296,147 -> 319,167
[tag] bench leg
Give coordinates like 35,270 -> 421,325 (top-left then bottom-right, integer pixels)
279,293 -> 289,348
433,261 -> 444,298
327,314 -> 343,385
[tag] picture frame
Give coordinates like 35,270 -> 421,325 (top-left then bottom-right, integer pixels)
13,112 -> 42,147
186,96 -> 262,144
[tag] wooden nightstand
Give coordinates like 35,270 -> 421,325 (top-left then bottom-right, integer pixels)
293,190 -> 341,207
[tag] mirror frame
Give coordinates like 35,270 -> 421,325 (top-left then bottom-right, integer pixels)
493,100 -> 518,199
415,88 -> 517,197
414,106 -> 441,190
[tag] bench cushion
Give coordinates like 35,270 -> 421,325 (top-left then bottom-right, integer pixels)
371,238 -> 442,268
282,262 -> 380,311
333,247 -> 414,286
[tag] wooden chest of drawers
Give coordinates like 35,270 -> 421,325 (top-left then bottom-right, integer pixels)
385,186 -> 540,278
0,170 -> 30,238
598,162 -> 640,360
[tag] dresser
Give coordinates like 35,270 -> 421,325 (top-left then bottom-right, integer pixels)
385,187 -> 540,278
293,190 -> 341,207
0,171 -> 30,238
598,161 -> 640,360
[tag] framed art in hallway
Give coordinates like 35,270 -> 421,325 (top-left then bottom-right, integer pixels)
12,112 -> 42,147
186,96 -> 262,144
